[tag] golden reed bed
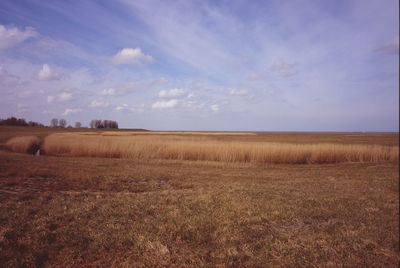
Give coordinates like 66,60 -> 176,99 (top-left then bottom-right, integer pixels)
28,133 -> 399,164
6,136 -> 41,154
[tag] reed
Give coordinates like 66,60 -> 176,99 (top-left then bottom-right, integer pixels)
6,136 -> 41,154
41,133 -> 399,164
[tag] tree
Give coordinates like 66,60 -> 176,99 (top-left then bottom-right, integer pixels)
89,119 -> 118,129
59,119 -> 67,128
75,122 -> 82,128
50,118 -> 58,128
0,117 -> 43,127
0,117 -> 28,126
110,120 -> 118,129
90,119 -> 102,128
28,121 -> 44,127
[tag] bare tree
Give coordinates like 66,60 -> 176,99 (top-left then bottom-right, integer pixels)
89,119 -> 118,129
110,120 -> 118,129
50,118 -> 58,128
103,120 -> 111,128
59,119 -> 67,128
90,119 -> 102,128
75,122 -> 82,128
102,120 -> 118,129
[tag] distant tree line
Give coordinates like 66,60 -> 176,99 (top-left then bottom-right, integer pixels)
0,116 -> 118,129
89,119 -> 118,129
0,117 -> 44,127
50,118 -> 84,128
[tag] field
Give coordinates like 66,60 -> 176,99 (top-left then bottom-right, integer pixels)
0,126 -> 399,267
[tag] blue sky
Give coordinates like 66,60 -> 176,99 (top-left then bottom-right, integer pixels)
0,0 -> 398,131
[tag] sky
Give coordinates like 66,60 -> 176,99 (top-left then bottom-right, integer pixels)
0,0 -> 398,131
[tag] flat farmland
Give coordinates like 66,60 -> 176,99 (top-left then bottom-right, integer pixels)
0,126 -> 399,267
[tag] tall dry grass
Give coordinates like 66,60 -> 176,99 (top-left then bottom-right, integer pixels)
100,131 -> 257,136
42,133 -> 399,164
6,136 -> 41,154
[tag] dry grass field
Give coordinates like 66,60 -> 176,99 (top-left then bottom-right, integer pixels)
0,126 -> 399,267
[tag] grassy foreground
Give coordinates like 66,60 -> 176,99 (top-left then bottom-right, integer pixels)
0,154 -> 399,266
0,127 -> 399,266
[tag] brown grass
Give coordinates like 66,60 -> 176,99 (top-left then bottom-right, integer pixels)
0,150 -> 398,267
6,136 -> 41,154
42,133 -> 399,164
0,127 -> 399,266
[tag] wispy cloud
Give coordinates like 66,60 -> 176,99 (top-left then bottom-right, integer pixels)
0,24 -> 37,49
89,99 -> 109,108
115,103 -> 145,113
100,88 -> 118,96
0,0 -> 398,131
99,83 -> 137,96
375,36 -> 399,55
0,66 -> 22,87
47,92 -> 74,103
158,88 -> 187,98
62,108 -> 82,116
229,89 -> 248,96
121,1 -> 244,79
269,60 -> 298,78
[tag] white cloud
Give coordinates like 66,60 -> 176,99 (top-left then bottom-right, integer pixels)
246,73 -> 264,81
180,100 -> 204,110
111,47 -> 153,65
115,104 -> 127,111
62,108 -> 82,116
152,99 -> 178,109
58,92 -> 73,102
270,60 -> 298,78
17,103 -> 27,108
229,89 -> 248,96
37,64 -> 60,80
46,92 -> 72,102
158,88 -> 187,98
17,103 -> 28,113
89,99 -> 110,108
0,24 -> 37,49
99,83 -> 136,96
376,36 -> 399,55
100,88 -> 117,96
47,91 -> 73,103
210,104 -> 220,112
155,77 -> 169,84
18,90 -> 33,98
47,96 -> 55,103
115,103 -> 145,113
